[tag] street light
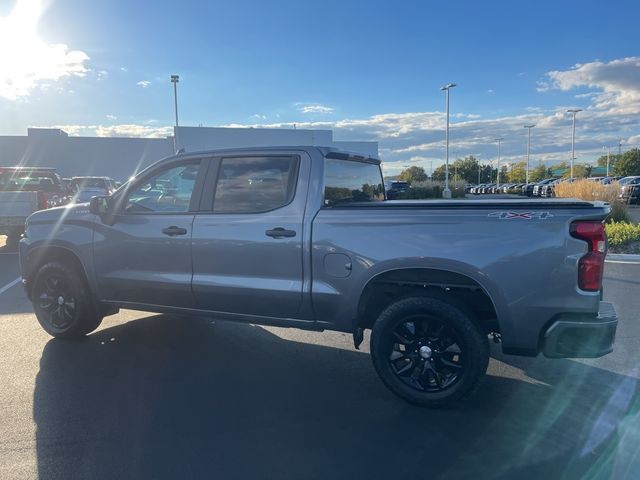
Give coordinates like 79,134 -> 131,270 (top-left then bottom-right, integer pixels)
524,124 -> 535,186
495,137 -> 504,190
171,74 -> 180,152
567,109 -> 582,179
440,83 -> 457,198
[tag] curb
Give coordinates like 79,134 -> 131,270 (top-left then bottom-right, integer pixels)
606,254 -> 640,264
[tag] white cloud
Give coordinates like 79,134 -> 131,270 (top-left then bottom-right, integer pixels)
106,114 -> 117,121
95,124 -> 172,138
298,104 -> 334,114
542,56 -> 640,114
0,0 -> 89,100
120,67 -> 128,72
136,80 -> 151,88
37,124 -> 173,138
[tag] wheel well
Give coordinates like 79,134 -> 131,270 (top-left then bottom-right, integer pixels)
357,268 -> 498,333
25,246 -> 89,298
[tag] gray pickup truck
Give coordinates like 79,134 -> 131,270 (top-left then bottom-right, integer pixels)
19,147 -> 617,407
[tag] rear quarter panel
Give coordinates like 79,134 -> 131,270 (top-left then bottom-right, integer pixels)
311,204 -> 608,353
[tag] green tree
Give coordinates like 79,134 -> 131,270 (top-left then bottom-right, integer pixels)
563,164 -> 590,179
529,164 -> 548,182
452,155 -> 480,184
507,162 -> 527,183
597,153 -> 622,170
431,164 -> 446,182
478,164 -> 495,183
397,166 -> 428,184
613,148 -> 640,177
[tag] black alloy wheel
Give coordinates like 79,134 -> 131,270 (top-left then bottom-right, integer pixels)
371,296 -> 489,408
36,273 -> 77,331
32,261 -> 103,338
387,315 -> 465,393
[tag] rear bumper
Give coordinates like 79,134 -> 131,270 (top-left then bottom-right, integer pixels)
542,301 -> 617,358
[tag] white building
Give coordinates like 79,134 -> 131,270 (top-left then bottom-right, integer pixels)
0,126 -> 378,181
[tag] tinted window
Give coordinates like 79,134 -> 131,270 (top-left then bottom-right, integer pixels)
213,156 -> 298,213
124,162 -> 200,213
70,177 -> 108,190
324,159 -> 384,207
0,171 -> 60,192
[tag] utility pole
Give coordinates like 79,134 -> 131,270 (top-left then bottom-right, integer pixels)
440,83 -> 457,198
170,74 -> 180,153
607,146 -> 611,177
567,109 -> 582,179
495,137 -> 504,190
524,124 -> 535,186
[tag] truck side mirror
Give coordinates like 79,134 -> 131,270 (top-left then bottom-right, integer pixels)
89,195 -> 111,216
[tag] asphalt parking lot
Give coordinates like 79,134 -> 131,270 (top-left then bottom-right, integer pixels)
0,240 -> 639,480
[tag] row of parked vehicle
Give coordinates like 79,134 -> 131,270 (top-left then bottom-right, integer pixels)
0,166 -> 120,248
467,175 -> 640,203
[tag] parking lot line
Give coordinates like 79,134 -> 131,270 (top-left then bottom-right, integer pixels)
0,277 -> 21,296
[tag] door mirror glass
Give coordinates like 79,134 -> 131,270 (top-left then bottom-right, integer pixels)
90,195 -> 111,215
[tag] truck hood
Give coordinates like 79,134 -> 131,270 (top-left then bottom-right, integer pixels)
27,202 -> 95,226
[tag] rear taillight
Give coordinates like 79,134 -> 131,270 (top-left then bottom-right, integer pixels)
570,221 -> 606,292
37,191 -> 48,210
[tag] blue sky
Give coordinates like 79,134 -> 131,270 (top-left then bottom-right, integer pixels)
1,0 -> 639,174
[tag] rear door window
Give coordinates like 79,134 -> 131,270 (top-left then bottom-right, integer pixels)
213,156 -> 299,213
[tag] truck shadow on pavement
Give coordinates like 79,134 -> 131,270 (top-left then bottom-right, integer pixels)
34,315 -> 640,480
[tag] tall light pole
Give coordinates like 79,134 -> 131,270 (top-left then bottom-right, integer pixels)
440,83 -> 456,198
171,74 -> 180,152
607,146 -> 611,176
567,108 -> 582,179
476,153 -> 482,185
524,124 -> 535,186
495,137 -> 504,190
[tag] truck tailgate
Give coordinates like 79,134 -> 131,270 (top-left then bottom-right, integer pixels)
0,191 -> 38,227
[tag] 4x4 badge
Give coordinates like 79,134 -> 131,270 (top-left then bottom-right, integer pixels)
489,211 -> 553,220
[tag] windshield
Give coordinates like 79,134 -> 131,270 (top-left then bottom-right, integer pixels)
70,177 -> 108,190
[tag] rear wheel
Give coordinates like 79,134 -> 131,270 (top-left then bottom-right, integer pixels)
370,296 -> 489,408
32,261 -> 103,339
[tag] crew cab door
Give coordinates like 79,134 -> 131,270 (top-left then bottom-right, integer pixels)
93,158 -> 208,307
191,152 -> 310,319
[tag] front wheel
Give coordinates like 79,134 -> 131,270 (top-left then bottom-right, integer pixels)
32,261 -> 103,339
370,296 -> 489,408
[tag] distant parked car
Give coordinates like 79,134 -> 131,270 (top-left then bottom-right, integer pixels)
619,176 -> 640,204
385,181 -> 410,199
600,176 -> 622,185
69,176 -> 117,203
533,178 -> 556,197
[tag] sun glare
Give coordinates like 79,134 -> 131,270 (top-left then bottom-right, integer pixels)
0,0 -> 89,100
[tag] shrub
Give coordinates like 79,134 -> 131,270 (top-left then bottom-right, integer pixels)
400,180 -> 465,199
553,179 -> 629,223
606,222 -> 640,247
